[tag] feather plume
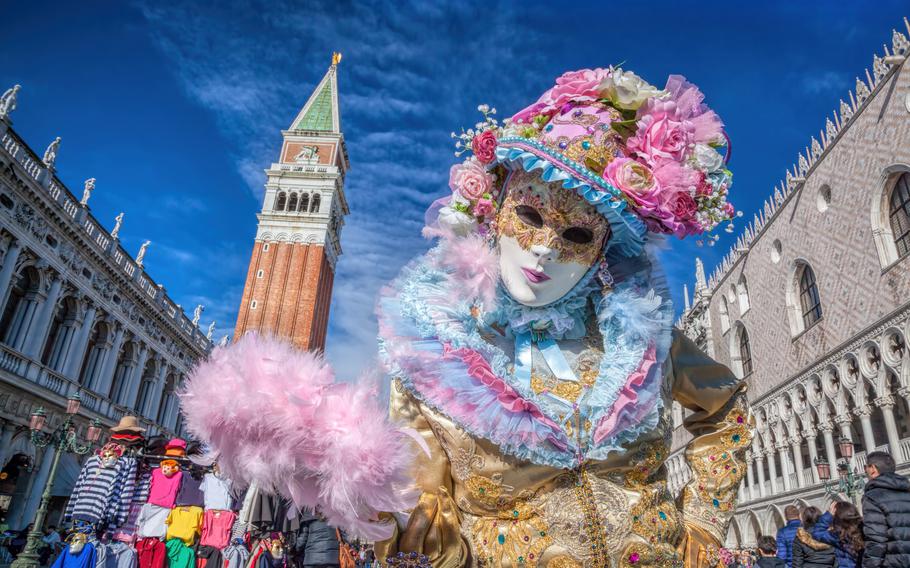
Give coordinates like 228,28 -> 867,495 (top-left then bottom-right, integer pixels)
437,233 -> 500,308
179,333 -> 417,540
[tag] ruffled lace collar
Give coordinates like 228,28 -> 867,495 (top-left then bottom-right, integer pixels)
377,244 -> 674,468
488,278 -> 598,340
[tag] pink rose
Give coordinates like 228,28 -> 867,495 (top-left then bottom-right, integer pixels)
627,103 -> 695,166
473,197 -> 495,218
449,158 -> 493,201
667,191 -> 697,219
694,171 -> 713,197
471,130 -> 498,164
512,68 -> 611,124
724,202 -> 735,218
604,157 -> 658,196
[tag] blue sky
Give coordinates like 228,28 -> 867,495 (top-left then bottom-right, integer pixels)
2,1 -> 907,378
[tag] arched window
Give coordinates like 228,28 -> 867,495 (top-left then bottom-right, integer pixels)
718,297 -> 730,333
109,342 -> 137,405
78,320 -> 109,386
0,266 -> 40,351
299,193 -> 310,212
730,323 -> 753,379
42,296 -> 78,370
135,359 -> 157,414
287,193 -> 299,212
890,172 -> 910,259
739,327 -> 753,377
157,373 -> 178,427
798,265 -> 822,329
737,275 -> 750,313
310,193 -> 321,213
275,192 -> 287,211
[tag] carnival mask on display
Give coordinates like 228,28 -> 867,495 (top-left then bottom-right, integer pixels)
100,451 -> 119,468
98,442 -> 123,468
495,170 -> 610,306
69,533 -> 88,554
160,459 -> 180,477
270,540 -> 284,559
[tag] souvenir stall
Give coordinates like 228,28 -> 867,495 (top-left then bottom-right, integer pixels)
55,417 -> 244,568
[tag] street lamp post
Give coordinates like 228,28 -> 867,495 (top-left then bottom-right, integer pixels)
10,394 -> 102,568
814,436 -> 865,504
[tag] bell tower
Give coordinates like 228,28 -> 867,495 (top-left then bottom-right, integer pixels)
234,54 -> 350,351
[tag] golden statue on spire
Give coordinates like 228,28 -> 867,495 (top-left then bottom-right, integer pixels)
332,52 -> 342,66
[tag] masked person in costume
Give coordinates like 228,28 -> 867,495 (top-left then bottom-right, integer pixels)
180,67 -> 751,568
372,68 -> 751,568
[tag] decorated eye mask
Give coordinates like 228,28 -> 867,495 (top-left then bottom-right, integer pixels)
495,170 -> 610,266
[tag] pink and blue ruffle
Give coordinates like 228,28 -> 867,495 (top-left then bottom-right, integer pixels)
377,241 -> 673,469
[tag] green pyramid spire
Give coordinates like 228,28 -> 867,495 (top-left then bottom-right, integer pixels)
294,81 -> 333,131
290,61 -> 340,133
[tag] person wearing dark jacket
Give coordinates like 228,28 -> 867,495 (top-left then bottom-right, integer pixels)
812,502 -> 863,568
862,451 -> 910,567
792,506 -> 835,568
777,505 -> 802,566
757,535 -> 787,568
293,510 -> 342,568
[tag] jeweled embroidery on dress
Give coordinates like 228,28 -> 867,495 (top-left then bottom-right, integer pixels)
461,472 -> 553,568
680,396 -> 753,540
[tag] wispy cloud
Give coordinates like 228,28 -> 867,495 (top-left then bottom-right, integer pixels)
138,0 -> 551,376
799,70 -> 847,95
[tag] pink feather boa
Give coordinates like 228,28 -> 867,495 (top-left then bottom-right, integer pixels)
433,232 -> 500,309
179,333 -> 417,540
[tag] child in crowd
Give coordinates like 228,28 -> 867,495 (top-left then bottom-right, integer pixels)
757,535 -> 786,568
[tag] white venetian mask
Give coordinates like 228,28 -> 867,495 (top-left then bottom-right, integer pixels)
495,170 -> 610,306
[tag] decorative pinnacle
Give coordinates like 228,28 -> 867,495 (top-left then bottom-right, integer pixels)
332,52 -> 342,66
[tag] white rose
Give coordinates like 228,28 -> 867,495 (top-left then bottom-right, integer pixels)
692,143 -> 724,172
599,69 -> 665,110
437,206 -> 478,237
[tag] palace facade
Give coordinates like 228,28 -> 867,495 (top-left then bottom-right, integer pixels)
671,18 -> 910,548
0,89 -> 211,529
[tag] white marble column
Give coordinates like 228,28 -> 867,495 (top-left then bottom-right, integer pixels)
790,437 -> 805,488
5,293 -> 38,351
804,432 -> 821,484
821,422 -> 840,477
767,449 -> 780,494
856,404 -> 877,453
123,344 -> 150,410
23,276 -> 63,358
146,360 -> 169,420
19,444 -> 55,531
745,451 -> 757,501
0,240 -> 22,309
0,421 -> 18,469
778,444 -> 792,491
756,452 -> 768,497
47,321 -> 77,370
63,303 -> 96,379
96,326 -> 126,396
875,396 -> 902,459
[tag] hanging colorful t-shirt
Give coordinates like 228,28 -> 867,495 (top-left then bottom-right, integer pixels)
200,472 -> 233,511
175,474 -> 205,507
165,538 -> 195,568
165,506 -> 203,545
199,509 -> 236,549
136,503 -> 170,539
147,467 -> 182,508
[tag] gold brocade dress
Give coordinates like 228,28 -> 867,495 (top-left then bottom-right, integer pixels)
376,331 -> 752,568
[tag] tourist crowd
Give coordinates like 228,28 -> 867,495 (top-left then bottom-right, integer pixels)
722,451 -> 910,568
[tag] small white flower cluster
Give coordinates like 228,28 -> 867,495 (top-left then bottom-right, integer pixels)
450,104 -> 507,156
